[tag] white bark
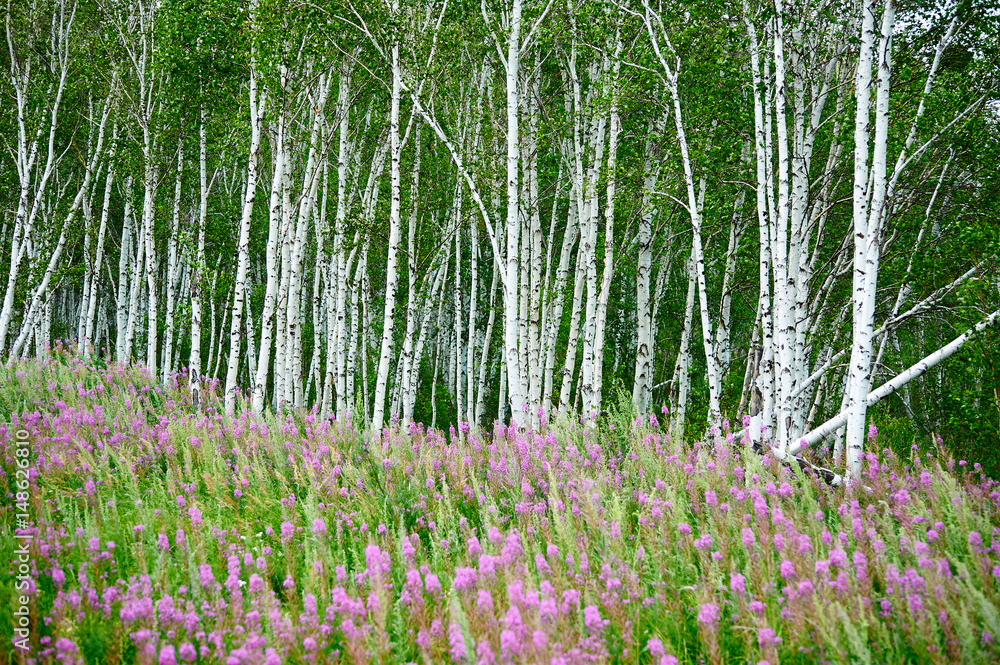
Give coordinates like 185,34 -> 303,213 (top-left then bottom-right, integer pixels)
501,0 -> 527,426
590,48 -> 621,413
466,203 -> 479,426
670,248 -> 697,442
225,31 -> 266,414
632,118 -> 664,414
640,0 -> 722,429
84,123 -> 118,358
845,0 -> 894,480
189,109 -> 209,400
792,308 -> 1000,458
162,140 -> 183,384
333,68 -> 355,419
253,84 -> 289,414
116,177 -> 135,362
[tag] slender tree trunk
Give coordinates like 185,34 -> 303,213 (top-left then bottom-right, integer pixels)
190,109 -> 209,401
225,44 -> 265,414
163,140 -> 183,384
632,117 -> 664,413
845,0 -> 893,479
84,126 -> 117,358
371,47 -> 403,430
501,0 -> 527,426
117,177 -> 134,362
400,133 -> 423,426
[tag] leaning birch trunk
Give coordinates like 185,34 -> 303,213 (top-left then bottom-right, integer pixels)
0,0 -> 73,353
640,1 -> 722,428
543,170 -> 579,410
225,39 -> 265,415
10,225 -> 69,360
669,82 -> 722,430
790,308 -> 1000,459
77,93 -> 118,353
285,75 -> 329,408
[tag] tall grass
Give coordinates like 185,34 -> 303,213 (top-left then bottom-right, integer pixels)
2,349 -> 999,664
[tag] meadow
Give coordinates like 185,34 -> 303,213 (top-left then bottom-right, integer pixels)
2,348 -> 1000,664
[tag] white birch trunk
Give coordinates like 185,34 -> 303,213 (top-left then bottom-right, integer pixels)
84,124 -> 117,358
116,177 -> 134,363
632,120 -> 663,414
793,308 -> 1000,458
845,0 -> 893,479
225,38 -> 265,414
0,0 -> 73,353
500,0 -> 527,426
371,47 -> 404,431
162,140 -> 183,384
670,248 -> 697,442
189,109 -> 209,401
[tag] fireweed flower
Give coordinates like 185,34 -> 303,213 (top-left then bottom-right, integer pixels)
758,627 -> 782,647
448,623 -> 466,661
159,645 -> 177,665
697,603 -> 720,628
425,573 -> 442,596
454,567 -> 478,591
780,560 -> 796,579
477,589 -> 494,612
730,572 -> 746,596
178,643 -> 197,662
500,629 -> 520,658
583,605 -> 604,634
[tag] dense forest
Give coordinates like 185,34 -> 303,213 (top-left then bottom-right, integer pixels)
2,0 -> 999,480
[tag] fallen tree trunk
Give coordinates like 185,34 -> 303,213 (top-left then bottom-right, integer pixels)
788,308 -> 1000,458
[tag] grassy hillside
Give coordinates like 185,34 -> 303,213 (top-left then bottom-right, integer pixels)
2,350 -> 1000,664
